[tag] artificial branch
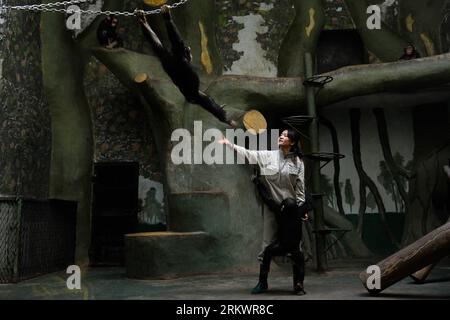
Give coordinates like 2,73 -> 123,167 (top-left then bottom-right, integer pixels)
93,47 -> 450,118
317,53 -> 450,108
278,0 -> 325,77
41,4 -> 94,264
343,0 -> 408,62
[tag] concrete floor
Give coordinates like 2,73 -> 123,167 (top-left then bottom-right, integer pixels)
1,259 -> 449,300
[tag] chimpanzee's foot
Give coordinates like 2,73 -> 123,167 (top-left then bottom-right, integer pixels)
220,106 -> 237,127
219,105 -> 237,128
228,120 -> 237,128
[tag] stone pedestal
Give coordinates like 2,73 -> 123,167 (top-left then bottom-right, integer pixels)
125,231 -> 217,279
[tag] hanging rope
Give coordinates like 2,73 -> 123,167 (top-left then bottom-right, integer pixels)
0,0 -> 190,16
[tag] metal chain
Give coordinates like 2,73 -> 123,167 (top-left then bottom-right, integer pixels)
0,0 -> 190,16
5,0 -> 88,9
0,0 -> 87,15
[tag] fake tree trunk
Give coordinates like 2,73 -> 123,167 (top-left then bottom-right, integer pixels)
343,0 -> 409,62
402,130 -> 450,246
41,0 -> 123,264
277,0 -> 325,77
41,11 -> 94,265
42,0 -> 450,267
360,222 -> 450,294
397,0 -> 448,57
397,2 -> 450,242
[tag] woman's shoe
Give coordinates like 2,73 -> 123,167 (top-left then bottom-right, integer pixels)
251,281 -> 268,294
294,282 -> 306,295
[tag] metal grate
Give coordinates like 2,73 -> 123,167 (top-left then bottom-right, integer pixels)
0,198 -> 76,283
19,200 -> 76,280
0,199 -> 19,283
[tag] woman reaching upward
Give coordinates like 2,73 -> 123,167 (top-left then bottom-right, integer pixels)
219,129 -> 310,295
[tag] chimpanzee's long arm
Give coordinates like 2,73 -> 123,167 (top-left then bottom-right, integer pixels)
139,22 -> 168,59
163,15 -> 188,58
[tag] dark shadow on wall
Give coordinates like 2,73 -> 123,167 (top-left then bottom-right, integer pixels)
347,213 -> 405,256
316,29 -> 367,74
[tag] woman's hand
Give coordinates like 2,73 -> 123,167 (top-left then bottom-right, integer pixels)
218,137 -> 231,146
301,212 -> 309,221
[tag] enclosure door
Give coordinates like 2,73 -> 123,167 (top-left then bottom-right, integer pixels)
90,162 -> 138,265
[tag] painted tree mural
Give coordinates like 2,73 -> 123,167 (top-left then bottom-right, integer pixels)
1,0 -> 449,269
344,179 -> 355,213
320,173 -> 334,209
366,191 -> 376,214
377,153 -> 410,213
378,160 -> 400,212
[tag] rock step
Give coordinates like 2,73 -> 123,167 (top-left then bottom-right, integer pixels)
125,231 -> 215,279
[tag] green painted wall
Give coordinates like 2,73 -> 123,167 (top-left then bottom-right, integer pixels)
347,213 -> 405,256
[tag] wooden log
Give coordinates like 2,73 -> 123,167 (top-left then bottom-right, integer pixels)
359,222 -> 450,294
410,215 -> 450,283
410,263 -> 437,283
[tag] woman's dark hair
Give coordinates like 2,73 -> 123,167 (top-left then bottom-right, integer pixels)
285,128 -> 303,158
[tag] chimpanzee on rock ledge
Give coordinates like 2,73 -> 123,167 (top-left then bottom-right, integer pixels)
97,14 -> 123,49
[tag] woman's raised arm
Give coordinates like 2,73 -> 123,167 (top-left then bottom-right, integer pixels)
218,137 -> 260,165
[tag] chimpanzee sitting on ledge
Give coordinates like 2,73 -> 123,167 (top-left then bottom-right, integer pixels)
97,14 -> 123,49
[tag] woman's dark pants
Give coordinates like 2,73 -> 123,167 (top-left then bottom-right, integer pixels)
259,199 -> 307,286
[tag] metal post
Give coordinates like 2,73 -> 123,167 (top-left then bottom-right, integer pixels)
304,52 -> 328,272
